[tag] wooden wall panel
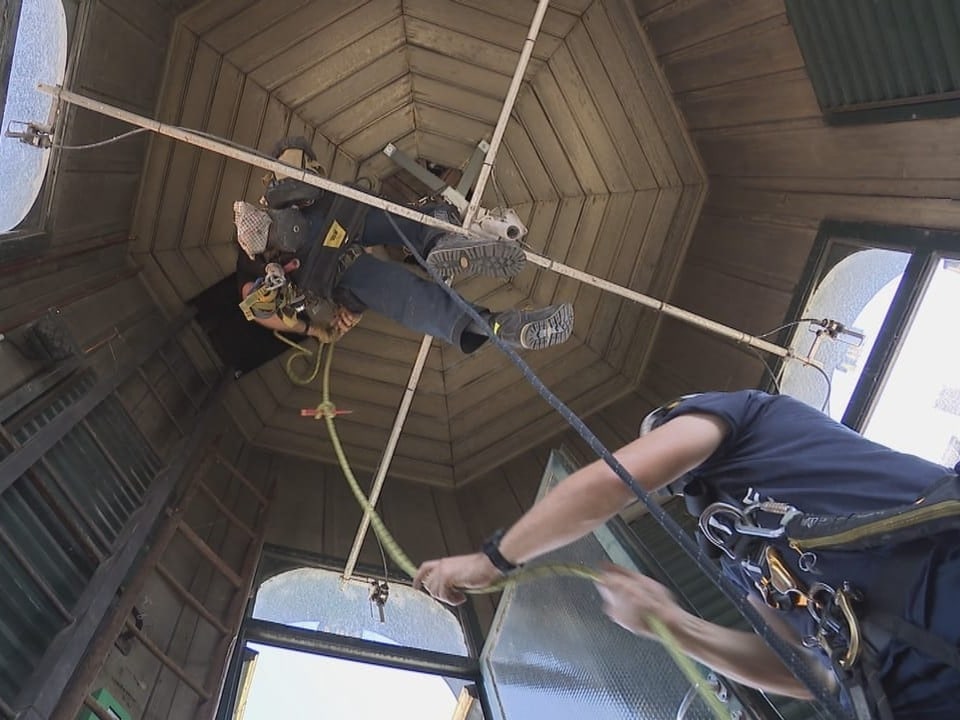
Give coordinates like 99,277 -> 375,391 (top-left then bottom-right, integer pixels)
49,0 -> 184,246
629,0 -> 960,407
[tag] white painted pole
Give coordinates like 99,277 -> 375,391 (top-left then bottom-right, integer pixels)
462,0 -> 551,227
38,83 -> 799,361
340,333 -> 433,580
342,0 -> 554,579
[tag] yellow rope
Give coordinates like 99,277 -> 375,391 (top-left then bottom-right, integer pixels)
312,342 -> 725,718
273,330 -> 324,386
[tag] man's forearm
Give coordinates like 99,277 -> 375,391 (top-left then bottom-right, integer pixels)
498,458 -> 635,565
497,414 -> 727,566
669,612 -> 816,699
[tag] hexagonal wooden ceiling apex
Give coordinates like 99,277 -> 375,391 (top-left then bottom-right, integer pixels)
134,0 -> 706,487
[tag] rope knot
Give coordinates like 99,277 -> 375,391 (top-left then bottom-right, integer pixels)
315,401 -> 338,419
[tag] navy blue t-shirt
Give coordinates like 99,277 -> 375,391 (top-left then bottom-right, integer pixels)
665,390 -> 960,718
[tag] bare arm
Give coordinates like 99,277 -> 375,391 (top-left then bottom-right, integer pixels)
415,413 -> 727,603
598,565 -> 832,699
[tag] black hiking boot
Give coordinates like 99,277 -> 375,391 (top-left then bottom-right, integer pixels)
425,234 -> 527,280
489,304 -> 574,350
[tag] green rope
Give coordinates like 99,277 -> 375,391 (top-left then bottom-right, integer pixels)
273,330 -> 324,386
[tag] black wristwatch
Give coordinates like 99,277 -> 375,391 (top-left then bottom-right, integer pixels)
481,529 -> 520,574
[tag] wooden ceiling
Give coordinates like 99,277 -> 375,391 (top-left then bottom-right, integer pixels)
132,0 -> 705,487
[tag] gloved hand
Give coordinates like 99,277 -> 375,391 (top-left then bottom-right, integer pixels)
306,306 -> 362,343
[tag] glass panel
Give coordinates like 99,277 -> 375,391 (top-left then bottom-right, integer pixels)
481,452 -> 749,720
780,247 -> 910,420
252,567 -> 469,657
862,257 -> 960,465
0,0 -> 67,232
233,642 -> 476,720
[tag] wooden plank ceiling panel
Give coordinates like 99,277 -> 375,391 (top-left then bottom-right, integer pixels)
205,80 -> 269,249
404,17 -> 545,79
585,189 -> 659,355
200,0 -> 314,54
456,0 -> 581,37
403,0 -> 563,60
181,0 -> 261,35
405,47 -> 510,105
412,77 -> 502,124
571,191 -> 637,339
291,40 -> 407,116
565,21 -> 657,189
336,104 -> 416,160
181,62 -> 244,251
501,120 -> 559,202
140,0 -> 706,485
321,76 -> 413,144
249,0 -> 401,88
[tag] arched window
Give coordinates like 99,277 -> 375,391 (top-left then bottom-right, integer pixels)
223,563 -> 479,720
779,221 -> 960,466
252,566 -> 468,656
0,0 -> 68,233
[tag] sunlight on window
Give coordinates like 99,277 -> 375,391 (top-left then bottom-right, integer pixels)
238,568 -> 475,720
780,248 -> 909,419
238,643 -> 467,720
0,0 -> 67,232
862,259 -> 960,465
253,567 -> 468,656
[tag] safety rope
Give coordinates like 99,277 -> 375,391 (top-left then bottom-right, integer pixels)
272,330 -> 324,386
304,340 -> 727,719
380,210 -> 851,719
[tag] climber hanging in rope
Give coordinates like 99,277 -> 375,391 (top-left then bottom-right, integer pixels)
234,137 -> 574,351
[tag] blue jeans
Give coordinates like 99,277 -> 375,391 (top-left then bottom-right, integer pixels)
336,208 -> 487,353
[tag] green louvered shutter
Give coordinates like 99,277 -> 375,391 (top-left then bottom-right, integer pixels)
786,0 -> 960,124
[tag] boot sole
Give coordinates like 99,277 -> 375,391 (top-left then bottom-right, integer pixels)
425,241 -> 526,280
520,303 -> 574,350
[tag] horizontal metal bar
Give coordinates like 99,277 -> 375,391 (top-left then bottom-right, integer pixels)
155,564 -> 230,636
123,620 -> 211,700
176,521 -> 243,588
13,375 -> 225,720
245,618 -> 480,681
0,312 -> 194,497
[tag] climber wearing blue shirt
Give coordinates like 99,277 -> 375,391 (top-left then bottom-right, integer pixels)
417,390 -> 960,719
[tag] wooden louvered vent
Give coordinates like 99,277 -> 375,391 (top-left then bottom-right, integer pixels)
786,0 -> 960,124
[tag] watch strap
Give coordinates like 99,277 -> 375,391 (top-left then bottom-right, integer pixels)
481,529 -> 519,574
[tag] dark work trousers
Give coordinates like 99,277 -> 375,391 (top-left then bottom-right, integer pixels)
336,208 -> 488,353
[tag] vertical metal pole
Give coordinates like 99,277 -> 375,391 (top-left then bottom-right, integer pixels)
341,1 -> 553,581
462,0 -> 551,226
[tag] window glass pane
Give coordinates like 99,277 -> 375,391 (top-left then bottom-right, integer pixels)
781,247 -> 910,420
236,642 -> 475,720
862,257 -> 960,466
252,567 -> 469,656
0,0 -> 68,232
